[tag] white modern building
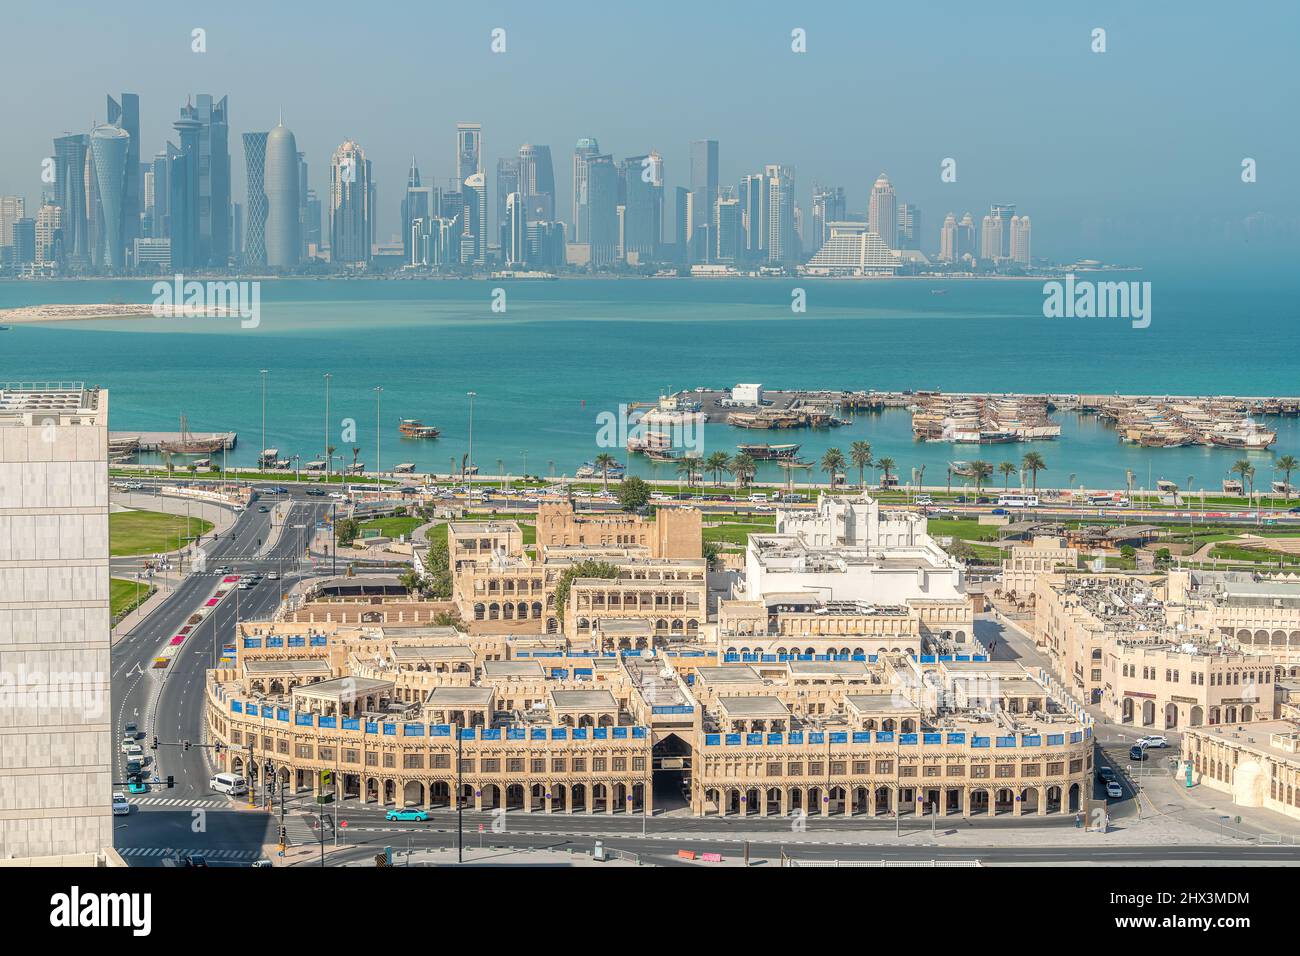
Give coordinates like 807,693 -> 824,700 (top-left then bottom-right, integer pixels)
802,222 -> 901,276
740,492 -> 966,606
0,383 -> 112,859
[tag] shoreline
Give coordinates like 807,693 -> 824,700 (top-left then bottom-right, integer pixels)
0,304 -> 240,324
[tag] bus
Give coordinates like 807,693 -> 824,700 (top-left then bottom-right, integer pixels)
997,493 -> 1039,508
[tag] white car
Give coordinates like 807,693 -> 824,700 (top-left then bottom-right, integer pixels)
328,491 -> 346,499
112,792 -> 131,816
1136,735 -> 1169,749
121,741 -> 143,758
1105,781 -> 1124,799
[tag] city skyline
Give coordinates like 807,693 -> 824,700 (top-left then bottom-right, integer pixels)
0,2 -> 1294,267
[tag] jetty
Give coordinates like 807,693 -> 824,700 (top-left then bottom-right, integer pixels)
110,430 -> 237,452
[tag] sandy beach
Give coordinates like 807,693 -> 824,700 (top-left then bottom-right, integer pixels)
0,303 -> 237,324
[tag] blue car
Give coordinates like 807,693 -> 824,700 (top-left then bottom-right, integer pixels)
991,508 -> 1009,516
127,777 -> 148,794
386,808 -> 428,822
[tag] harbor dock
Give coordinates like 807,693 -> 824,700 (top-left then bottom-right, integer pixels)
110,430 -> 237,452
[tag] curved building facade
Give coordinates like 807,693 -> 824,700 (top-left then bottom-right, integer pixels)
89,125 -> 131,270
264,121 -> 300,269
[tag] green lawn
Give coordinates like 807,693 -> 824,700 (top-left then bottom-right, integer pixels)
926,518 -> 1005,542
704,521 -> 775,549
359,516 -> 424,540
1208,543 -> 1300,566
110,510 -> 213,556
109,577 -> 154,617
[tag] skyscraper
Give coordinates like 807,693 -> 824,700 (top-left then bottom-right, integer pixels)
167,112 -> 201,268
518,144 -> 555,221
741,172 -> 767,261
980,213 -> 1002,261
868,173 -> 897,249
764,165 -> 795,265
0,196 -> 24,248
52,134 -> 90,266
991,203 -> 1016,258
505,191 -> 527,265
297,151 -> 310,259
106,93 -> 140,252
585,155 -> 619,269
461,171 -> 486,265
1010,215 -> 1032,265
242,131 -> 269,266
330,140 -> 372,264
897,203 -> 921,251
456,123 -> 482,183
495,157 -> 519,245
811,185 -> 845,256
89,125 -> 130,270
958,212 -> 976,259
939,213 -> 958,262
35,202 -> 61,264
149,149 -> 169,238
571,138 -> 600,242
0,383 -> 113,860
401,158 -> 433,266
689,139 -> 719,232
672,186 -> 689,263
177,95 -> 231,267
264,117 -> 300,269
620,152 -> 663,261
714,196 -> 740,263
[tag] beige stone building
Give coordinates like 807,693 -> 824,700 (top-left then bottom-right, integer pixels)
1034,573 -> 1278,729
1167,570 -> 1300,673
1001,535 -> 1079,599
205,621 -> 1092,820
0,384 -> 112,859
1182,720 -> 1300,822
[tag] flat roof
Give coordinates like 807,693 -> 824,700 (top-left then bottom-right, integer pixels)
718,695 -> 790,719
846,694 -> 917,713
388,645 -> 474,662
696,665 -> 762,683
550,689 -> 618,711
787,660 -> 872,678
294,676 -> 393,699
427,686 -> 495,707
482,660 -> 547,679
244,659 -> 332,677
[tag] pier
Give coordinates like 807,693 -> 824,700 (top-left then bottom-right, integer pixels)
110,431 -> 237,452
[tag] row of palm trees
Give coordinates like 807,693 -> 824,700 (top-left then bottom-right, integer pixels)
592,447 -> 1299,499
1231,453 -> 1298,501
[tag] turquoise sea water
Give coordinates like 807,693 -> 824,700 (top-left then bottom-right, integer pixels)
1,273 -> 1298,490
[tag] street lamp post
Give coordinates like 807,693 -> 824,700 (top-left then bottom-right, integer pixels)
260,369 -> 269,472
323,373 -> 332,486
466,391 -> 476,494
374,386 -> 383,486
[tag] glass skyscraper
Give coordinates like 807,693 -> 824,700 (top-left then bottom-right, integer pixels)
242,131 -> 269,266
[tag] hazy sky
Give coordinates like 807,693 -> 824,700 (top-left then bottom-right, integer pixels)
4,0 -> 1297,264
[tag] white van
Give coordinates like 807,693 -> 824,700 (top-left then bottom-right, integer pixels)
210,772 -> 248,795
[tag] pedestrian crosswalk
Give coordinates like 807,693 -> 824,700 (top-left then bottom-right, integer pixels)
118,846 -> 262,861
130,797 -> 232,809
284,813 -> 319,846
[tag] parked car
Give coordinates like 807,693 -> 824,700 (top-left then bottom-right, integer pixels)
1105,780 -> 1124,799
112,792 -> 131,816
386,808 -> 429,822
1129,744 -> 1148,761
1136,735 -> 1169,749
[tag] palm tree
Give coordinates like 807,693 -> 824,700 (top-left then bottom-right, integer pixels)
1232,459 -> 1256,501
594,452 -> 616,492
915,464 -> 926,498
821,447 -> 846,488
971,460 -> 994,497
850,441 -> 873,490
704,451 -> 731,487
876,456 -> 896,489
1021,452 -> 1046,493
675,456 -> 702,488
946,465 -> 953,495
998,461 -> 1018,491
729,452 -> 756,489
1276,454 -> 1298,500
